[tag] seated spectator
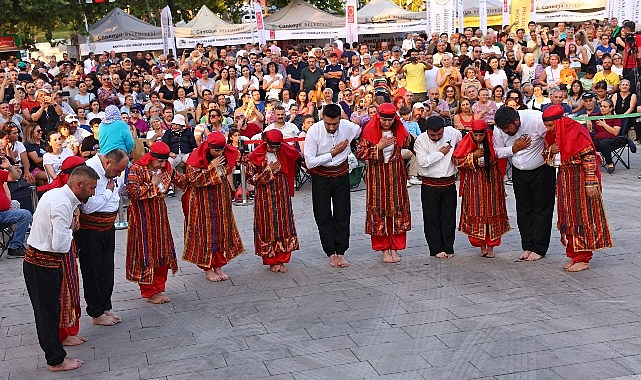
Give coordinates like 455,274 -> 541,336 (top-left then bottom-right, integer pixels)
80,118 -> 101,160
57,121 -> 79,155
587,99 -> 620,174
0,146 -> 32,256
23,123 -> 48,185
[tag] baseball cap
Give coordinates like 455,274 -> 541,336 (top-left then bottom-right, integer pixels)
412,103 -> 424,109
17,62 -> 27,69
164,74 -> 174,80
392,46 -> 402,52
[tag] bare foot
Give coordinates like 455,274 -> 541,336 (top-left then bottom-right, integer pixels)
435,252 -> 453,259
92,313 -> 117,326
564,259 -> 575,270
104,310 -> 122,323
329,254 -> 339,267
567,262 -> 590,272
335,255 -> 350,268
525,252 -> 543,261
479,246 -> 488,257
147,293 -> 170,304
519,250 -> 532,260
214,267 -> 230,280
48,357 -> 83,372
390,250 -> 401,263
62,335 -> 88,346
270,264 -> 281,273
278,263 -> 288,272
382,250 -> 395,263
485,246 -> 494,258
205,269 -> 229,282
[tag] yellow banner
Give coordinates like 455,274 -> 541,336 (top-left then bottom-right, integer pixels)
510,0 -> 532,30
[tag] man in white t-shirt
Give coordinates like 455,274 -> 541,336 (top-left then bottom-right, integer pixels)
264,105 -> 299,140
481,36 -> 502,60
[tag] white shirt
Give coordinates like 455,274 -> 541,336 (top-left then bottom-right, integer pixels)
10,141 -> 26,167
424,67 -> 439,94
415,126 -> 462,178
264,122 -> 300,140
382,130 -> 394,163
27,185 -> 80,253
43,148 -> 74,180
481,45 -> 502,57
173,98 -> 194,112
236,76 -> 259,93
493,109 -> 546,170
304,119 -> 361,169
81,155 -> 122,214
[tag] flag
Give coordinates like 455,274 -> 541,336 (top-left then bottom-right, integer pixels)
457,0 -> 464,33
254,2 -> 266,46
429,0 -> 456,36
160,6 -> 177,58
479,0 -> 488,34
502,0 -> 510,27
346,0 -> 358,46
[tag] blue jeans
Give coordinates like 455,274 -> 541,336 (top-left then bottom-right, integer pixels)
0,208 -> 32,249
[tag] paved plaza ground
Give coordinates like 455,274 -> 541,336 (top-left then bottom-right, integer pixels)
2,153 -> 641,380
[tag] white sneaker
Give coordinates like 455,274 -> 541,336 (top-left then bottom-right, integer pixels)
409,176 -> 422,185
406,180 -> 412,187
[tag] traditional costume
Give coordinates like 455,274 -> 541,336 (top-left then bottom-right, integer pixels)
493,109 -> 556,259
542,105 -> 613,265
246,130 -> 301,269
414,116 -> 462,257
452,120 -> 510,251
37,156 -> 86,343
303,113 -> 361,265
175,132 -> 244,271
76,153 -> 124,319
125,142 -> 179,298
355,103 -> 412,255
25,183 -> 81,367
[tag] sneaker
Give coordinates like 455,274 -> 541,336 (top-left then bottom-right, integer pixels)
606,165 -> 615,174
167,185 -> 175,197
7,246 -> 26,258
406,180 -> 412,187
408,176 -> 422,185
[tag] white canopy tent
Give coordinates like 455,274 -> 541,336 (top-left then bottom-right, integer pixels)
264,0 -> 344,40
174,5 -> 253,48
357,0 -> 423,23
80,8 -> 163,55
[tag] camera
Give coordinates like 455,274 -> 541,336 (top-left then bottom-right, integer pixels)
239,139 -> 249,154
60,91 -> 70,97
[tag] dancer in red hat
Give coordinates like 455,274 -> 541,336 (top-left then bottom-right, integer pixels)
356,103 -> 412,263
125,142 -> 179,302
452,120 -> 510,258
176,132 -> 245,281
542,105 -> 613,272
246,130 -> 302,273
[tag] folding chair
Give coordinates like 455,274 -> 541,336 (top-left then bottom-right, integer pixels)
294,162 -> 310,191
611,118 -> 637,170
0,223 -> 15,259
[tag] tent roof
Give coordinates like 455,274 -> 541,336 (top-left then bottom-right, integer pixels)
357,0 -> 423,23
264,0 -> 344,29
88,8 -> 161,41
175,5 -> 251,37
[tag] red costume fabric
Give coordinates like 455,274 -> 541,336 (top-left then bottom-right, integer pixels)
36,156 -> 85,342
186,132 -> 239,169
452,120 -> 510,245
249,129 -> 301,195
355,103 -> 412,249
543,105 -> 612,262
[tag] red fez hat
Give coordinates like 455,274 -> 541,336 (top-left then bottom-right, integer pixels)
264,129 -> 284,145
207,131 -> 226,148
149,142 -> 170,159
60,156 -> 86,172
471,119 -> 488,132
542,105 -> 565,122
378,102 -> 397,118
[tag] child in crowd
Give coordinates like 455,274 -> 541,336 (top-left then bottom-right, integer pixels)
580,66 -> 597,91
560,57 -> 578,85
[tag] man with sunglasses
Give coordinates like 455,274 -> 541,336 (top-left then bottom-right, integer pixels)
493,107 -> 555,261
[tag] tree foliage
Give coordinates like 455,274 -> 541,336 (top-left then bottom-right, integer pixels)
0,0 -> 345,48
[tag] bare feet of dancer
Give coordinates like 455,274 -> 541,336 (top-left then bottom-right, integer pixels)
104,310 -> 122,323
329,254 -> 339,267
205,268 -> 230,282
564,259 -> 575,270
567,262 -> 589,272
48,357 -> 83,372
435,252 -> 453,258
278,263 -> 288,272
382,250 -> 395,263
147,293 -> 171,304
335,255 -> 350,268
270,264 -> 281,272
479,245 -> 488,257
485,246 -> 494,258
520,250 -> 532,260
62,335 -> 88,346
525,252 -> 543,261
92,313 -> 118,326
390,250 -> 401,263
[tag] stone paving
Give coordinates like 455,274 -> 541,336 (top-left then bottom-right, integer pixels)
2,153 -> 641,380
